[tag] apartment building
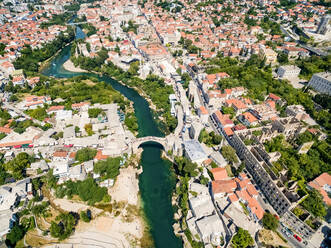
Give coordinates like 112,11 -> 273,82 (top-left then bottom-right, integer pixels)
230,117 -> 305,216
308,72 -> 331,95
231,128 -> 291,216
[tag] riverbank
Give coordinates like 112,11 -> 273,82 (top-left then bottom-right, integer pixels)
42,24 -> 182,247
61,165 -> 147,248
63,59 -> 87,73
38,153 -> 150,248
38,47 -> 63,72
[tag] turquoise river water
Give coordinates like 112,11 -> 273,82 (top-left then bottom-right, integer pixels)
42,26 -> 182,248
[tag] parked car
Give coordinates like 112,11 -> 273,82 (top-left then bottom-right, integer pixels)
294,234 -> 302,242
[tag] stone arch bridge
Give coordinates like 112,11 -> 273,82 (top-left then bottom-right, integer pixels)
131,135 -> 181,154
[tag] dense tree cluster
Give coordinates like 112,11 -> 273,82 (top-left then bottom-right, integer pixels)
208,55 -> 331,136
5,224 -> 25,247
262,212 -> 279,231
221,145 -> 238,164
179,37 -> 201,54
55,177 -> 108,205
50,212 -> 78,240
4,152 -> 35,180
40,12 -> 74,28
101,63 -> 177,133
64,3 -> 81,11
31,76 -> 129,111
80,209 -> 92,222
26,107 -> 48,121
75,148 -> 97,163
296,55 -> 331,80
232,228 -> 254,248
155,0 -> 183,12
79,23 -> 97,37
71,48 -> 108,71
174,157 -> 199,177
121,20 -> 139,34
260,17 -> 282,35
124,112 -> 138,133
301,189 -> 327,218
14,28 -> 75,72
88,108 -> 104,118
264,135 -> 330,182
198,129 -> 222,147
0,43 -> 5,56
313,94 -> 331,111
93,157 -> 122,180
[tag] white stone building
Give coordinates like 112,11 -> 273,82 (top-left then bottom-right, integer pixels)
277,65 -> 301,79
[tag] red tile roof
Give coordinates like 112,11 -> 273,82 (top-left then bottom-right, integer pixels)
199,106 -> 208,115
47,105 -> 64,112
53,151 -> 68,157
94,150 -> 108,160
268,93 -> 281,101
212,179 -> 237,194
242,112 -> 258,124
0,127 -> 12,134
308,173 -> 331,206
211,167 -> 228,181
0,140 -> 32,147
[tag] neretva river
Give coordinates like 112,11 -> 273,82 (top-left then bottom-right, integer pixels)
42,25 -> 182,248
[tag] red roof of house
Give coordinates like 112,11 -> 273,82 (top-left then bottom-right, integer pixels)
94,150 -> 108,160
69,152 -> 76,159
47,105 -> 64,112
199,106 -> 208,115
242,112 -> 258,124
0,127 -> 12,134
53,151 -> 68,157
224,127 -> 234,136
268,93 -> 281,101
228,193 -> 239,203
246,184 -> 259,197
247,197 -> 264,220
308,173 -> 331,206
0,140 -> 32,147
211,167 -> 228,181
212,179 -> 237,194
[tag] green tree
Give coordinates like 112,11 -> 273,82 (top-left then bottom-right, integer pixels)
128,61 -> 140,75
75,148 -> 97,163
50,212 -> 77,240
4,152 -> 34,179
88,108 -> 103,118
301,189 -> 327,218
174,157 -> 198,177
93,157 -> 122,179
76,178 -> 108,205
27,107 -> 47,121
277,52 -> 288,64
232,228 -> 254,248
221,146 -> 238,164
6,224 -> 25,246
262,212 -> 279,231
80,209 -> 91,222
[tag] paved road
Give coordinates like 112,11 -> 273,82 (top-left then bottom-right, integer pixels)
3,102 -> 43,126
274,19 -> 328,56
278,226 -> 306,248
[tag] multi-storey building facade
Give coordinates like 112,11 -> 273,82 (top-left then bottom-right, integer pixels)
308,72 -> 331,95
277,65 -> 301,79
231,128 -> 291,216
